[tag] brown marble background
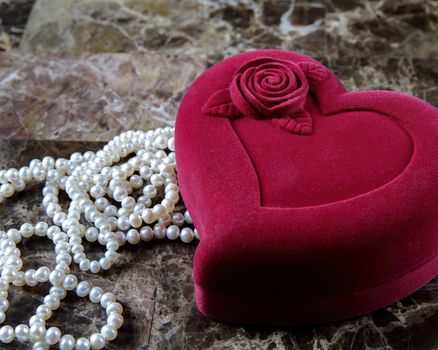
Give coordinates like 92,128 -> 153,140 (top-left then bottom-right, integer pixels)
0,0 -> 438,349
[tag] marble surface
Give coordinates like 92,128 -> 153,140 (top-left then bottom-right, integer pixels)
0,0 -> 34,51
17,0 -> 438,59
1,53 -> 438,141
0,0 -> 437,349
0,53 -> 202,141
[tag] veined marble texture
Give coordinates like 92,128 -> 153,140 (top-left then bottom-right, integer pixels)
0,0 -> 437,349
0,53 -> 203,141
0,53 -> 437,141
16,0 -> 438,59
0,0 -> 34,51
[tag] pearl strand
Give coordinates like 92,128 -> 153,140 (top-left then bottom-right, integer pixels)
0,127 -> 198,349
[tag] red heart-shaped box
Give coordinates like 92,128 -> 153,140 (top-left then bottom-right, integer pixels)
175,50 -> 438,325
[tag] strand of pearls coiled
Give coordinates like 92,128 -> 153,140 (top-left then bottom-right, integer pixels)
0,127 -> 198,349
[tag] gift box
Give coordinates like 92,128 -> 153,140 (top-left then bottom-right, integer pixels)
175,50 -> 438,325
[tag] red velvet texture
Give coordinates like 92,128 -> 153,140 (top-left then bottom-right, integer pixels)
175,50 -> 438,326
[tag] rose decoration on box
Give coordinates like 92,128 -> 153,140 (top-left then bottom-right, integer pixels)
202,57 -> 329,135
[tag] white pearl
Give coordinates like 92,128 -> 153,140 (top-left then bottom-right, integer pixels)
167,137 -> 175,151
105,250 -> 118,262
34,222 -> 49,236
113,232 -> 125,247
49,269 -> 65,286
104,205 -> 117,217
15,324 -> 29,342
29,315 -> 45,326
93,174 -> 107,186
158,212 -> 172,225
100,292 -> 116,308
112,187 -> 127,202
19,166 -> 32,181
0,325 -> 14,343
50,286 -> 67,300
71,244 -> 84,254
153,223 -> 166,239
106,302 -> 123,315
152,204 -> 166,217
36,304 -> 52,320
7,257 -> 22,271
139,166 -> 152,179
0,184 -> 14,198
161,198 -> 175,211
90,261 -> 100,274
133,203 -> 145,214
126,229 -> 140,245
13,272 -> 25,287
76,281 -> 92,297
165,183 -> 178,192
90,185 -> 105,198
137,195 -> 151,207
150,174 -> 164,187
89,287 -> 103,303
55,158 -> 68,170
79,259 -> 90,271
63,274 -> 78,290
90,333 -> 105,349
141,209 -> 156,224
128,213 -> 142,228
29,159 -> 42,169
56,262 -> 70,274
34,266 -> 50,282
166,225 -> 180,240
116,216 -> 130,231
12,270 -> 26,287
1,268 -> 15,283
101,325 -> 117,341
107,313 -> 124,329
85,227 -> 98,242
140,226 -> 154,241
59,334 -> 75,350
184,210 -> 193,224
44,294 -> 60,310
120,163 -> 134,176
55,242 -> 70,254
29,322 -> 46,341
172,212 -> 185,226
121,196 -> 135,209
20,222 -> 34,238
73,252 -> 86,263
75,337 -> 90,350
53,212 -> 67,226
180,227 -> 194,243
56,252 -> 72,266
32,340 -> 49,350
106,239 -> 119,250
154,135 -> 168,149
70,152 -> 83,163
143,185 -> 157,198
129,174 -> 143,189
42,156 -> 55,169
99,257 -> 111,270
7,228 -> 21,243
45,326 -> 61,345
0,299 -> 9,312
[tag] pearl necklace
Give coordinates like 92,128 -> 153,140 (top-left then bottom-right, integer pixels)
0,127 -> 197,349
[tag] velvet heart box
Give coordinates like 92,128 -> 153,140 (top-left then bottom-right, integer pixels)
175,50 -> 438,326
